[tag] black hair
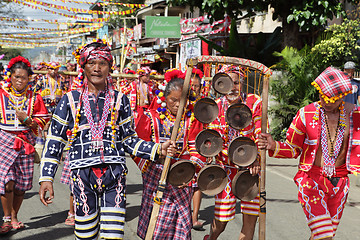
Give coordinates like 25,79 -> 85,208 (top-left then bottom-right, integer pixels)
164,78 -> 184,98
10,61 -> 33,76
191,74 -> 202,87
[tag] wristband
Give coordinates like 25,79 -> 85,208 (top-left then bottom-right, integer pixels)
23,116 -> 29,123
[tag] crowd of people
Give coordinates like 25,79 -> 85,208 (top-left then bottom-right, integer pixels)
0,39 -> 360,240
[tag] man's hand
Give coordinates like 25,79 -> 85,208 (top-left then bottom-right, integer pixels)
258,133 -> 276,151
39,181 -> 54,206
248,159 -> 261,176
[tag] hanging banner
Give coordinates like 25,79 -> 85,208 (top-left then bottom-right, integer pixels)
145,16 -> 181,38
112,29 -> 121,49
134,24 -> 142,40
179,39 -> 202,72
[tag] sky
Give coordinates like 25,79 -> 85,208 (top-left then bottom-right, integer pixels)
0,0 -> 98,47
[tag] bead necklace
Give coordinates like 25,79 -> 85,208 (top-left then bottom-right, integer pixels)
10,85 -> 29,97
82,86 -> 111,151
324,113 -> 340,157
7,90 -> 27,111
65,86 -> 117,151
320,101 -> 346,177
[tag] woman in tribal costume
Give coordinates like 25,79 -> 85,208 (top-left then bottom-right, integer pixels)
0,56 -> 48,234
132,69 -> 206,240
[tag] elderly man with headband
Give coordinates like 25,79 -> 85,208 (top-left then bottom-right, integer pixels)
204,64 -> 262,240
38,39 -> 174,240
259,67 -> 360,240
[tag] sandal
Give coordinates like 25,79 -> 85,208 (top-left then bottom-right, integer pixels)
11,221 -> 25,230
192,220 -> 204,230
0,217 -> 12,235
65,212 -> 75,226
0,224 -> 12,235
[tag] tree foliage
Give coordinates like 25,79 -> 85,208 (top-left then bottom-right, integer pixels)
311,19 -> 360,67
269,46 -> 321,140
168,0 -> 360,48
197,19 -> 282,67
0,47 -> 24,60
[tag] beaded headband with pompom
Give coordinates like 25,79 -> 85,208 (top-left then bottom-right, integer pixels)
155,68 -> 195,119
72,39 -> 113,88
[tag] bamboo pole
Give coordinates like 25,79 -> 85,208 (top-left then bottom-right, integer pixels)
145,64 -> 194,240
259,75 -> 270,240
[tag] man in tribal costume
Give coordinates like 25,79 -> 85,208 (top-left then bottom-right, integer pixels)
259,67 -> 360,240
205,65 -> 262,240
35,61 -> 67,115
38,39 -> 173,240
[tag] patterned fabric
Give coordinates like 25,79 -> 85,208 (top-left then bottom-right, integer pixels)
320,105 -> 345,177
39,90 -> 160,183
0,88 -> 49,132
0,129 -> 37,194
344,78 -> 360,105
0,87 -> 48,194
124,80 -> 154,122
218,64 -> 244,78
78,41 -> 113,68
137,66 -> 151,76
0,129 -> 19,194
133,109 -> 205,240
294,165 -> 349,240
312,67 -> 352,103
60,152 -> 71,185
45,61 -> 60,69
35,74 -> 67,114
5,150 -> 34,193
207,94 -> 262,220
70,164 -> 127,240
269,102 -> 360,174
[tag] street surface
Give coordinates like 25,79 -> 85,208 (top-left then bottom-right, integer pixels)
3,155 -> 360,239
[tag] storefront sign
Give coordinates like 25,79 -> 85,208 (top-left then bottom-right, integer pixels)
145,16 -> 180,38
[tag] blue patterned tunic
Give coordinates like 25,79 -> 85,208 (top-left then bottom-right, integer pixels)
39,90 -> 160,182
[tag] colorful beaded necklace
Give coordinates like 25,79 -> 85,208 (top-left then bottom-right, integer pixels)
319,101 -> 346,177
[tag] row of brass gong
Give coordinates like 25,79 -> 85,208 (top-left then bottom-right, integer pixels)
167,72 -> 259,201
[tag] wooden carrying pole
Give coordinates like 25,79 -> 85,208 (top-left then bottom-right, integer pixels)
259,75 -> 269,240
145,64 -> 194,240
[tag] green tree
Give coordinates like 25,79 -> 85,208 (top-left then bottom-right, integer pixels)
269,46 -> 321,140
0,47 -> 24,60
168,0 -> 360,48
311,19 -> 360,67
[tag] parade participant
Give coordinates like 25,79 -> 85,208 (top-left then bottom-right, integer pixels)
190,68 -> 206,230
204,65 -> 261,240
65,61 -> 79,91
133,68 -> 206,239
0,56 -> 48,234
258,67 -> 360,240
117,67 -> 136,92
123,66 -> 154,124
35,61 -> 67,115
38,39 -> 173,240
343,61 -> 360,106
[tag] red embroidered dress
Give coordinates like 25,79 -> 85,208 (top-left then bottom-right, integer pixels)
0,87 -> 49,194
133,109 -> 205,240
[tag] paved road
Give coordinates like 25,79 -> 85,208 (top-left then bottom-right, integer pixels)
3,155 -> 360,239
